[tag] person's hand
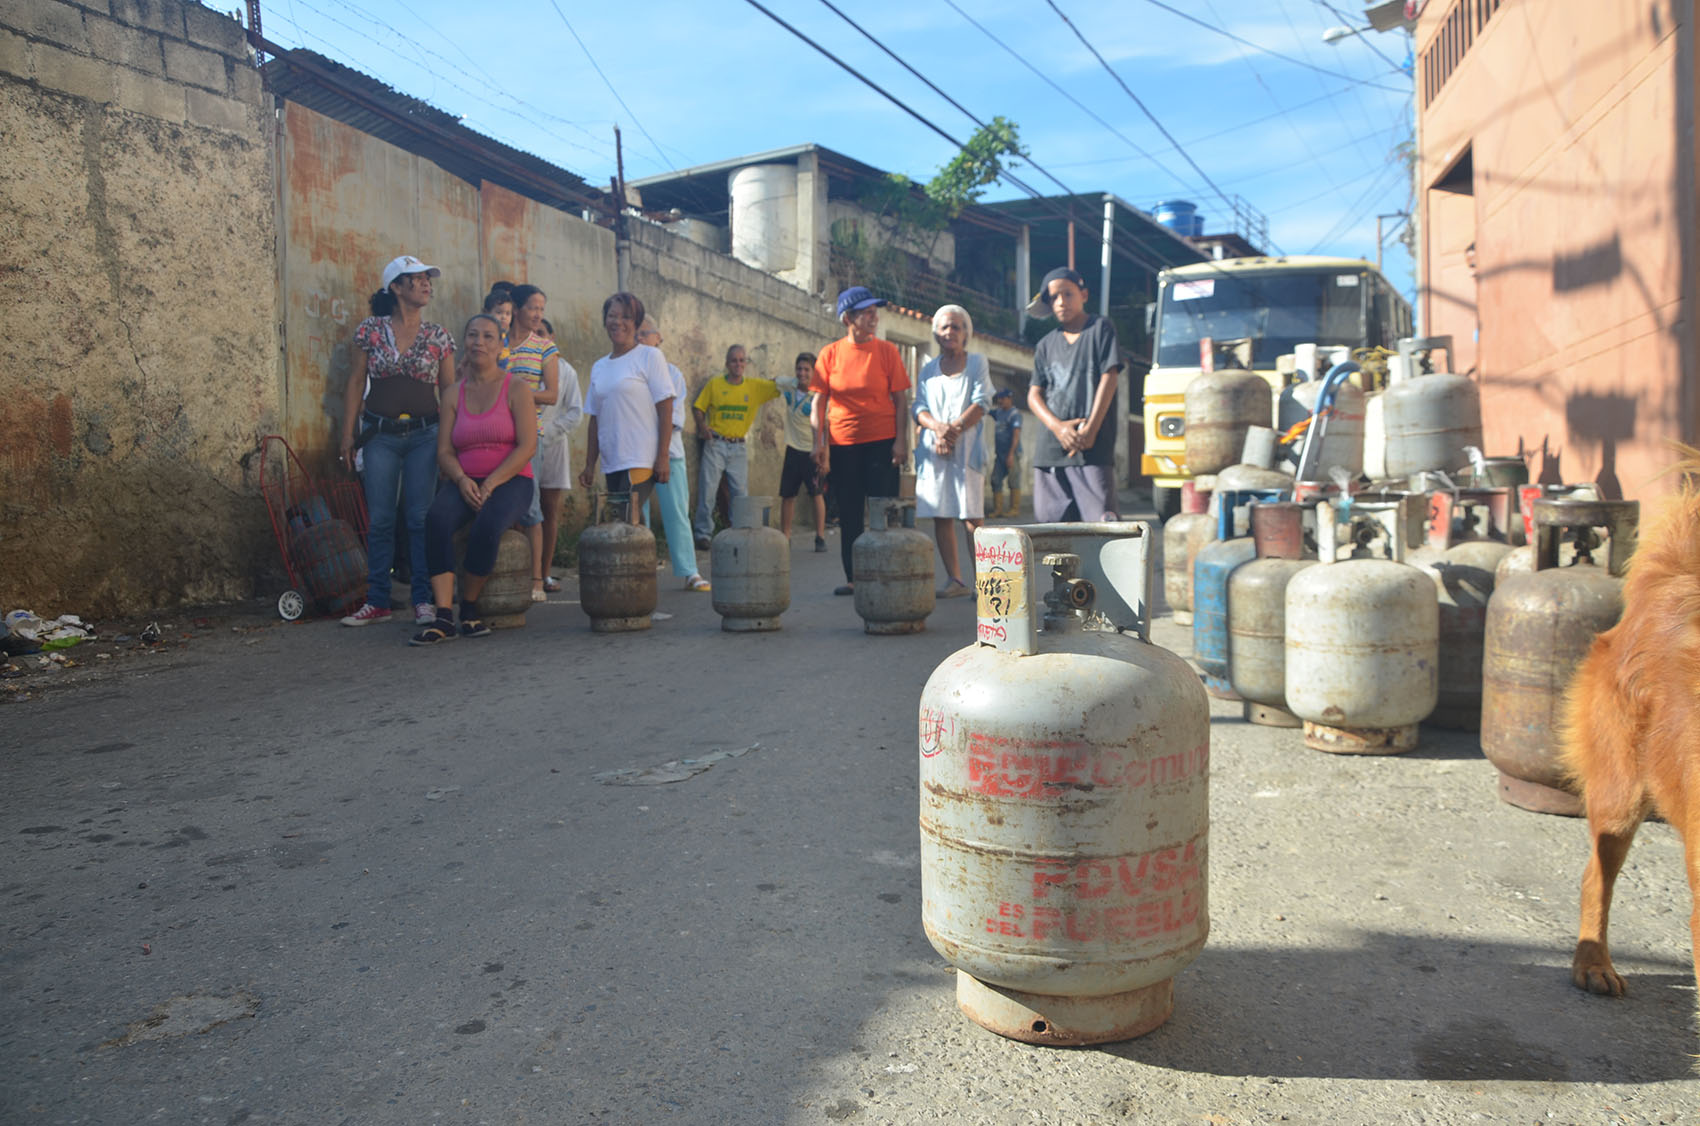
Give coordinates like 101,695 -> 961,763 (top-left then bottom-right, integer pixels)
653,454 -> 670,484
813,446 -> 829,476
458,475 -> 484,511
339,432 -> 356,472
578,464 -> 595,490
936,437 -> 954,458
892,439 -> 908,466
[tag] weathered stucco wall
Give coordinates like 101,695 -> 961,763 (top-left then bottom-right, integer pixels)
627,218 -> 843,504
1418,0 -> 1696,501
0,0 -> 278,615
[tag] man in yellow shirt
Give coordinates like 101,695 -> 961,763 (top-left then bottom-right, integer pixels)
691,344 -> 786,546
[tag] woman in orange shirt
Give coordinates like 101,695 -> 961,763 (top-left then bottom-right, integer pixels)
811,286 -> 911,595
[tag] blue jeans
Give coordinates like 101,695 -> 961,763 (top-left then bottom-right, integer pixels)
644,456 -> 697,577
694,438 -> 748,540
361,426 -> 438,608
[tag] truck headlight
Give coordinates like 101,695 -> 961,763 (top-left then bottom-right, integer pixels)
1158,415 -> 1185,438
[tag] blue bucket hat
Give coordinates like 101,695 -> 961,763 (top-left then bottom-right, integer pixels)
835,286 -> 887,319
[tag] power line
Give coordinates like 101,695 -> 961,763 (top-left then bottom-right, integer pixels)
545,0 -> 675,174
1140,0 -> 1410,94
738,0 -> 1203,283
936,0 -> 1201,199
1312,0 -> 1410,76
1041,0 -> 1241,222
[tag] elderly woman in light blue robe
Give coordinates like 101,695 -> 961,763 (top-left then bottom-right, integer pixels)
913,303 -> 993,596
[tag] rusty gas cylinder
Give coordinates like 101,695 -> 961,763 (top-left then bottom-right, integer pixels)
919,524 -> 1208,1046
455,527 -> 533,628
711,496 -> 790,631
1285,498 -> 1439,753
1480,498 -> 1637,814
854,498 -> 935,634
1162,483 -> 1212,625
1228,502 -> 1315,726
1404,492 -> 1511,730
578,493 -> 658,632
1185,369 -> 1272,476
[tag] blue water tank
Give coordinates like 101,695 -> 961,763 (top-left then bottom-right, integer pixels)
1154,199 -> 1204,237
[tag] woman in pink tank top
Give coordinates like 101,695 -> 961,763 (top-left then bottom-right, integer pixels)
413,314 -> 537,645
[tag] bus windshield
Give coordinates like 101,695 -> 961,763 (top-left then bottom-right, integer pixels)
1155,270 -> 1366,367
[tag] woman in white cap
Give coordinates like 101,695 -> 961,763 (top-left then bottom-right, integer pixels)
338,254 -> 456,628
913,304 -> 991,597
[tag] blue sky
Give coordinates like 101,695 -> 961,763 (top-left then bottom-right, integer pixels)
258,0 -> 1417,297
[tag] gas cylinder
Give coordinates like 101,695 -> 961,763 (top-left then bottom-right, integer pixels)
1192,494 -> 1261,699
1228,503 -> 1316,726
1404,493 -> 1511,730
1480,499 -> 1638,814
291,519 -> 365,616
455,527 -> 533,628
1383,371 -> 1484,478
578,494 -> 658,632
853,498 -> 934,634
1214,463 -> 1293,495
1286,500 -> 1439,753
1162,482 -> 1211,624
919,523 -> 1208,1045
1279,378 -> 1365,479
1184,370 -> 1272,475
711,496 -> 790,631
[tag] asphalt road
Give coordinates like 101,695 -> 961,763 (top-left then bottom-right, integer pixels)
2,510 -> 1696,1125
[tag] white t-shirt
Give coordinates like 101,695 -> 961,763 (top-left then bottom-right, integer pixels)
585,344 -> 674,474
666,362 -> 687,461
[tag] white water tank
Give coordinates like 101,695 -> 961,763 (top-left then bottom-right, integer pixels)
729,164 -> 798,272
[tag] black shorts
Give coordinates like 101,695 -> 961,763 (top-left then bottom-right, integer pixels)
779,446 -> 821,498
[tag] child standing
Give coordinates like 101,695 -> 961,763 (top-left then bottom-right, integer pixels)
1026,267 -> 1123,523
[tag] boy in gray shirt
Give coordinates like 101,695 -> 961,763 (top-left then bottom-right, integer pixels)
1027,267 -> 1123,522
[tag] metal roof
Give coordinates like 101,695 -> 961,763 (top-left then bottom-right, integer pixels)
257,41 -> 603,214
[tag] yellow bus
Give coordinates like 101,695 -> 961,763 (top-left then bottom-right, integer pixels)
1141,255 -> 1413,519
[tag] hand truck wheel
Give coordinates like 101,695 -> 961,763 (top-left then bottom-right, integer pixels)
277,589 -> 306,621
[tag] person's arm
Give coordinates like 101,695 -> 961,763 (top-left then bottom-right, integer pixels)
532,352 -> 560,407
436,382 -> 483,509
578,415 -> 600,490
340,348 -> 368,469
553,363 -> 584,435
653,397 -> 673,482
479,380 -> 537,492
1027,379 -> 1085,454
436,342 -> 455,393
890,388 -> 909,465
811,388 -> 831,475
1077,368 -> 1120,449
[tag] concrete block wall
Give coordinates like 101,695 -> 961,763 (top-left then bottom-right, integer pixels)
0,0 -> 280,615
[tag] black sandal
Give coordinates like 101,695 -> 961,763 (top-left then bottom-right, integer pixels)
409,621 -> 456,646
459,616 -> 491,638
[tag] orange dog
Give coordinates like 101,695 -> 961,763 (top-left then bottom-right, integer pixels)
1562,478 -> 1699,999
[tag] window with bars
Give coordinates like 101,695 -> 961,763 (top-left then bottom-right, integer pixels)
1421,0 -> 1503,108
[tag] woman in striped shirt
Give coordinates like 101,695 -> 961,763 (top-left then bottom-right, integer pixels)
505,285 -> 561,602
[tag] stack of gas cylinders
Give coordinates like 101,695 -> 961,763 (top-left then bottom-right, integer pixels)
1162,336 -> 1638,810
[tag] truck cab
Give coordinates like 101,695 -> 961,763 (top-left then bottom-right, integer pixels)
1142,255 -> 1412,519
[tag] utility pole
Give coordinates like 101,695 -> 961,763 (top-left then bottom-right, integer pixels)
613,125 -> 630,293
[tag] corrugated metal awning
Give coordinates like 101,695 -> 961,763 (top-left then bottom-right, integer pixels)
258,41 -> 604,215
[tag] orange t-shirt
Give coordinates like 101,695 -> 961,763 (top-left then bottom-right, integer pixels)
815,336 -> 910,446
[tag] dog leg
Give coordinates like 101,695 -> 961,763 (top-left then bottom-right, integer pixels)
1573,819 -> 1642,996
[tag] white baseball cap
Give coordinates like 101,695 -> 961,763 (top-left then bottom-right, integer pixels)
380,254 -> 440,290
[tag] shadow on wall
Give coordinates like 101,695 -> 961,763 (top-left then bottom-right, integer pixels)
1551,232 -> 1623,293
1565,391 -> 1637,500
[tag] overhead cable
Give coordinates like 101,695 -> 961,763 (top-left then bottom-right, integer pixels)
1140,0 -> 1410,94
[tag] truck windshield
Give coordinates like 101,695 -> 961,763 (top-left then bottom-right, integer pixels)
1155,271 -> 1365,367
